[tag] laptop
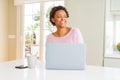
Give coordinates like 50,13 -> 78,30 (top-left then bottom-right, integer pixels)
46,43 -> 86,70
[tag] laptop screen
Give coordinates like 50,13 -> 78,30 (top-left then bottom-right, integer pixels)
46,43 -> 86,70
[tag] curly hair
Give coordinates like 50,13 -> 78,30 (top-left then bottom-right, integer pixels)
49,6 -> 69,26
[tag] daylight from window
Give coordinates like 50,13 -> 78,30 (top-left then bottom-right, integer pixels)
105,0 -> 120,56
23,1 -> 64,57
105,17 -> 120,57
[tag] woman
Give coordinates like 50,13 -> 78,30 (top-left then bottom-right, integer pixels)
47,6 -> 84,43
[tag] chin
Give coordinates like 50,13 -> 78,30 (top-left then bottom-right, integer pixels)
61,24 -> 66,27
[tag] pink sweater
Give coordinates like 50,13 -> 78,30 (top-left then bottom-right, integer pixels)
46,27 -> 84,43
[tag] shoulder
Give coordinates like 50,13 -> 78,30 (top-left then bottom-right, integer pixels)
71,27 -> 81,33
46,33 -> 54,42
71,27 -> 83,37
71,27 -> 84,43
47,33 -> 53,39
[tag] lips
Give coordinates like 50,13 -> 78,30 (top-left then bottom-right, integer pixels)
60,21 -> 66,24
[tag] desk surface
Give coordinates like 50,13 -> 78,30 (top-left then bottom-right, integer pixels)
0,59 -> 120,80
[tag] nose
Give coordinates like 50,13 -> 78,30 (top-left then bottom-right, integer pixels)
61,16 -> 66,20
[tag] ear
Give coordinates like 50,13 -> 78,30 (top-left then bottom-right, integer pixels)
51,18 -> 55,23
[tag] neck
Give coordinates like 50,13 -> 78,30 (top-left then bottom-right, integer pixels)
56,27 -> 70,37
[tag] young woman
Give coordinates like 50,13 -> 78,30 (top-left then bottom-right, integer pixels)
47,6 -> 84,43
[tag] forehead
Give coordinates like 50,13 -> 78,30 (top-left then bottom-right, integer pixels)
55,10 -> 67,15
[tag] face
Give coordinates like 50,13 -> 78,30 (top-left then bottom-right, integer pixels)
52,10 -> 67,28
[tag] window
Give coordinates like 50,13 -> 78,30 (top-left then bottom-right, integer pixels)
24,3 -> 40,56
105,16 -> 120,54
114,16 -> 120,44
21,1 -> 64,59
105,0 -> 120,57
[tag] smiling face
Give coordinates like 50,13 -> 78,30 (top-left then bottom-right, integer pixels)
51,10 -> 68,28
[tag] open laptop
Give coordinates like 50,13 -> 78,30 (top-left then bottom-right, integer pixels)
46,43 -> 86,70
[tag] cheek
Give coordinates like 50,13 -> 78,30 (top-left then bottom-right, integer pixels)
55,19 -> 61,22
65,19 -> 67,22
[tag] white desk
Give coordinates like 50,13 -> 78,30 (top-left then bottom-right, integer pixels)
0,60 -> 120,80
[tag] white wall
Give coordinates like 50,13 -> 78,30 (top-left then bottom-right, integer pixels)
65,0 -> 105,66
0,0 -> 8,61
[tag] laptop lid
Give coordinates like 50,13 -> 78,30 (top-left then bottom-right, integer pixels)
46,43 -> 86,70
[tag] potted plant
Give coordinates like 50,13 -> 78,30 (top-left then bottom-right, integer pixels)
117,42 -> 120,51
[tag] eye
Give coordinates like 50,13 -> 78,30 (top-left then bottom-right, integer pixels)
55,15 -> 67,18
56,16 -> 62,18
64,15 -> 67,18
